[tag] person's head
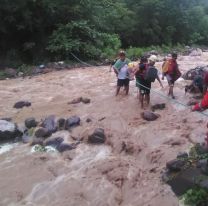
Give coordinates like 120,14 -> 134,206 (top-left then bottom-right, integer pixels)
119,50 -> 126,61
148,55 -> 157,65
140,56 -> 148,64
172,53 -> 178,60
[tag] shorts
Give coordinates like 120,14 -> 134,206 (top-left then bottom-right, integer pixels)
166,74 -> 175,86
117,78 -> 130,87
136,77 -> 151,95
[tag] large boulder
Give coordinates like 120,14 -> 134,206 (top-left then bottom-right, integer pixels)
25,117 -> 38,129
88,128 -> 106,144
13,101 -> 31,109
0,120 -> 20,142
65,116 -> 80,129
41,115 -> 57,134
141,111 -> 160,121
182,66 -> 208,80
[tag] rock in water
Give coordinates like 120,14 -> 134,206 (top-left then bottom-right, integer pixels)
13,101 -> 31,109
81,98 -> 91,104
68,97 -> 82,104
57,143 -> 76,152
141,111 -> 160,121
88,128 -> 106,144
57,118 -> 66,130
65,116 -> 80,129
35,127 -> 50,138
41,115 -> 57,134
44,137 -> 64,148
0,120 -> 19,142
25,117 -> 38,129
151,103 -> 165,111
166,159 -> 186,172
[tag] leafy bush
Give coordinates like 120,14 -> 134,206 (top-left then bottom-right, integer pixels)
182,187 -> 208,206
47,21 -> 121,60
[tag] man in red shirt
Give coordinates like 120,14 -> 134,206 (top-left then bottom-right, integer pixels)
203,72 -> 208,95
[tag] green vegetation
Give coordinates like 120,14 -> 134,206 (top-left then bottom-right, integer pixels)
181,187 -> 208,206
0,0 -> 208,66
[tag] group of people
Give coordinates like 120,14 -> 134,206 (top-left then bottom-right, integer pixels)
112,51 -> 181,109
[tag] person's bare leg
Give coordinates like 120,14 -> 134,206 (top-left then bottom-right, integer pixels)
146,94 -> 150,106
116,86 -> 121,96
169,85 -> 174,98
140,94 -> 144,108
125,85 -> 129,95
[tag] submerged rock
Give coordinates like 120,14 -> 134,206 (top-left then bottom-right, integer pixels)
57,143 -> 76,152
88,128 -> 106,144
44,137 -> 64,148
41,115 -> 57,134
81,98 -> 91,104
25,117 -> 38,129
65,116 -> 80,129
151,103 -> 165,111
13,101 -> 31,109
141,111 -> 160,121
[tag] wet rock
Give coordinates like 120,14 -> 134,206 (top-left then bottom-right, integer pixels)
68,97 -> 91,104
167,168 -> 203,196
4,68 -> 17,78
65,116 -> 80,129
44,137 -> 64,148
141,111 -> 160,121
41,115 -> 57,134
201,164 -> 208,175
25,117 -> 38,129
196,159 -> 207,168
57,143 -> 76,152
151,103 -> 165,111
88,128 -> 106,144
31,137 -> 44,146
13,101 -> 31,109
81,98 -> 91,104
189,48 -> 203,56
0,120 -> 19,141
182,66 -> 207,80
68,97 -> 82,104
200,179 -> 208,190
57,118 -> 66,130
35,127 -> 50,138
177,152 -> 188,159
86,118 -> 92,123
166,159 -> 186,172
1,117 -> 12,122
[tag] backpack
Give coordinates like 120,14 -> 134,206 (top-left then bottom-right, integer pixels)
162,60 -> 170,73
144,66 -> 158,82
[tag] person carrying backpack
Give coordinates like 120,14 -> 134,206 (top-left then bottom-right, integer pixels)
134,56 -> 148,108
135,55 -> 163,108
163,53 -> 181,99
113,50 -> 130,96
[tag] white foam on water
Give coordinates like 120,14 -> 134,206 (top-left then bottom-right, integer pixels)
0,143 -> 14,155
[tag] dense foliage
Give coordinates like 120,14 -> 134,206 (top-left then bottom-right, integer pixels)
0,0 -> 208,66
